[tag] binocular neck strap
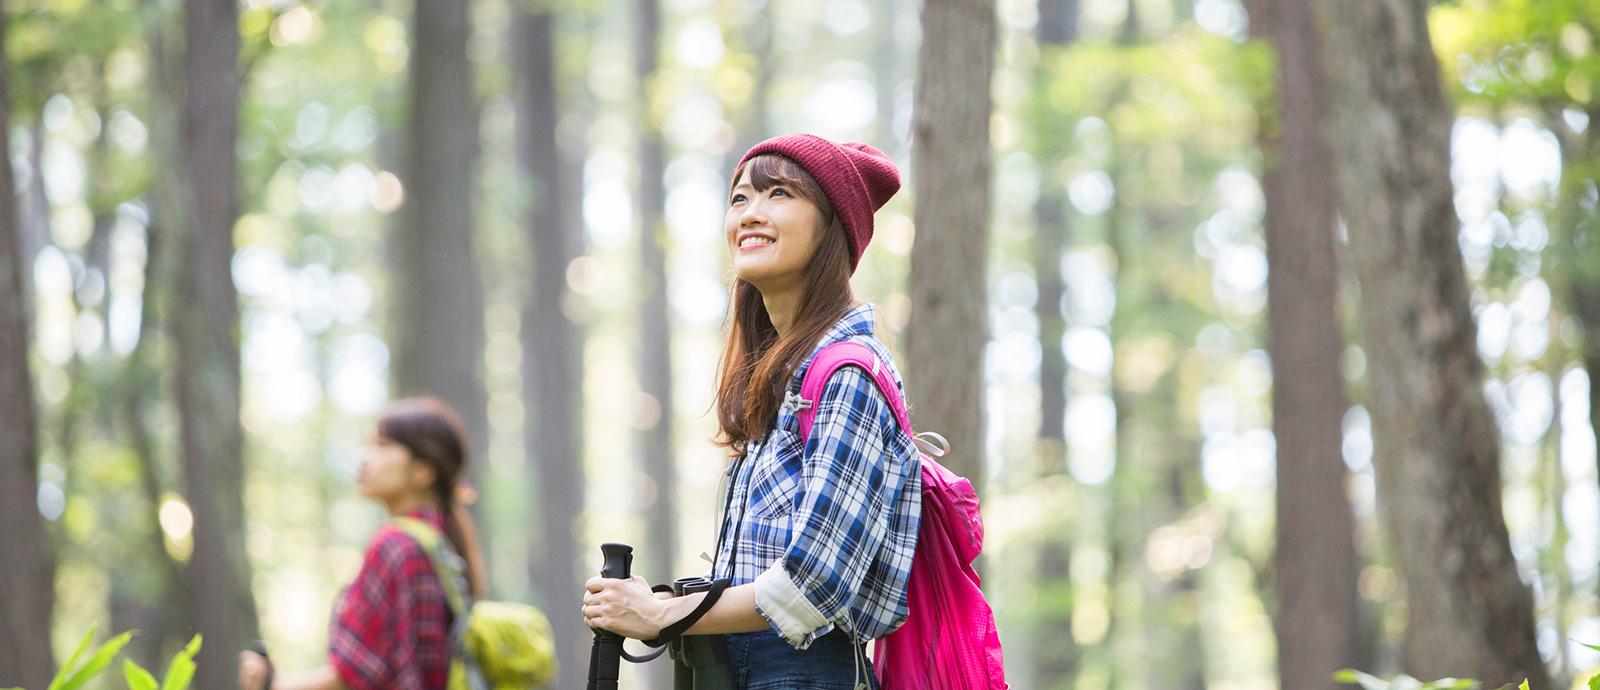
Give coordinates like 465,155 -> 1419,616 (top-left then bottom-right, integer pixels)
642,578 -> 733,649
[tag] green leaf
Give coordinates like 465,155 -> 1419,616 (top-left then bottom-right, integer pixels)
1522,680 -> 1531,690
1588,672 -> 1600,690
56,631 -> 135,690
160,635 -> 201,690
1332,669 -> 1394,690
123,659 -> 158,690
49,624 -> 100,690
1584,642 -> 1600,652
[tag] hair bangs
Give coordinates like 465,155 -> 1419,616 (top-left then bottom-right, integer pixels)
734,154 -> 835,218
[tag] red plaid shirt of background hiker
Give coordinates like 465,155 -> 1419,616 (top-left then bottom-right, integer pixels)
329,505 -> 453,690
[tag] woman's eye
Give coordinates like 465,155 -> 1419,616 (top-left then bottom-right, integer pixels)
731,194 -> 746,204
771,188 -> 790,198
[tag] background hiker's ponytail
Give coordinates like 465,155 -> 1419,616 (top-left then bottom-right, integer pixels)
377,397 -> 490,598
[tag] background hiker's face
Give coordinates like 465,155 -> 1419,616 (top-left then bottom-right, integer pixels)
356,431 -> 435,506
725,166 -> 825,293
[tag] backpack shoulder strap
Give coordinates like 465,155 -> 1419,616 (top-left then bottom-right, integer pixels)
391,516 -> 471,618
796,341 -> 912,444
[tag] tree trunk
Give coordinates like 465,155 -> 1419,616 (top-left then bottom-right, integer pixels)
122,199 -> 187,667
635,0 -> 677,600
394,0 -> 488,484
1254,0 -> 1362,685
0,6 -> 56,683
172,0 -> 260,685
728,0 -> 774,172
512,9 -> 586,684
906,0 -> 997,490
1032,1 -> 1078,686
874,0 -> 901,152
1315,0 -> 1546,683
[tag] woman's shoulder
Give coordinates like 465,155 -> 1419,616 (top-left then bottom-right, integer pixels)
365,521 -> 431,567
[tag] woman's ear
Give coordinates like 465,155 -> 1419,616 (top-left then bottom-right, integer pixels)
408,460 -> 438,492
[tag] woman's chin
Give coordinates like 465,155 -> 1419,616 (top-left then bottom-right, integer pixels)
732,260 -> 795,289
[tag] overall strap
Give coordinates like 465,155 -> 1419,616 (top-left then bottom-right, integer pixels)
796,341 -> 912,444
391,517 -> 471,619
391,517 -> 491,690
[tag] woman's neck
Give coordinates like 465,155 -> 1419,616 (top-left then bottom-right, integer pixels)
761,283 -> 804,337
383,493 -> 433,517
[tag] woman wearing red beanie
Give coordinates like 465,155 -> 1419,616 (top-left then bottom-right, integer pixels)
583,133 -> 921,689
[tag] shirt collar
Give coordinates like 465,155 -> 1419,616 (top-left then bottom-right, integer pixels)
812,303 -> 877,352
789,303 -> 878,388
404,503 -> 447,530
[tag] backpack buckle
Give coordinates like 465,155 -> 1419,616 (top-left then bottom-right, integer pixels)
781,391 -> 813,413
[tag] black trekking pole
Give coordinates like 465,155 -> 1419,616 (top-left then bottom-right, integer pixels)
587,543 -> 730,690
587,543 -> 633,690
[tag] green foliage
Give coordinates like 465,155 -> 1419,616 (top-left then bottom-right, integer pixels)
0,625 -> 199,690
121,634 -> 201,690
121,661 -> 155,690
1332,669 -> 1486,690
25,622 -> 136,690
139,633 -> 200,690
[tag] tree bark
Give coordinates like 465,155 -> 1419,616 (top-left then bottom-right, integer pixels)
394,0 -> 488,485
512,8 -> 586,684
1032,1 -> 1078,685
0,6 -> 56,683
1254,0 -> 1363,686
1316,0 -> 1546,683
635,0 -> 677,599
171,0 -> 260,685
907,0 -> 997,490
728,1 -> 774,172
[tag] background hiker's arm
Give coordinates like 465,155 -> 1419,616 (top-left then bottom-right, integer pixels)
273,666 -> 346,690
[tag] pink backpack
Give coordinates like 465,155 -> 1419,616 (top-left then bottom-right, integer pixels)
796,341 -> 1008,690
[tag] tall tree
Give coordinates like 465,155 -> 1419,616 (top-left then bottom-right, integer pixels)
1316,0 -> 1547,683
635,0 -> 677,604
873,0 -> 901,152
1249,0 -> 1363,685
0,7 -> 56,684
512,7 -> 585,683
171,0 -> 260,685
1031,0 -> 1078,686
906,0 -> 997,489
394,0 -> 488,484
728,0 -> 774,172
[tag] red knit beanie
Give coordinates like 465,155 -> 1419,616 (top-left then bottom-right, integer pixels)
737,133 -> 901,271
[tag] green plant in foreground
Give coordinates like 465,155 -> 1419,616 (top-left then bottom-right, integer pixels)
1334,669 -> 1526,690
122,634 -> 201,690
2,622 -> 134,690
0,623 -> 201,690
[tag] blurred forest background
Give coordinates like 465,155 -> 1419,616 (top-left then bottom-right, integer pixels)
0,0 -> 1592,688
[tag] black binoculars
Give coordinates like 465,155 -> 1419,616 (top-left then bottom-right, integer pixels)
587,544 -> 735,690
666,576 -> 736,690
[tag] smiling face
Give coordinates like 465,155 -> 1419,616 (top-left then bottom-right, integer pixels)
725,157 -> 832,294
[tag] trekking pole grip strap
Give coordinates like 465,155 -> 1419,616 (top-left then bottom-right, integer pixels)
642,578 -> 732,648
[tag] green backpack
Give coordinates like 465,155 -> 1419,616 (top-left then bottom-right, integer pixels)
392,517 -> 558,690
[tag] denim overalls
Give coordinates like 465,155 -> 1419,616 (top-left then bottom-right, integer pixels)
723,629 -> 878,690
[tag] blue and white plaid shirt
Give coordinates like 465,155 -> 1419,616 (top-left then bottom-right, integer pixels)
712,303 -> 922,649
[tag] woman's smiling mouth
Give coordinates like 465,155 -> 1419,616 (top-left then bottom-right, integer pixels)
738,232 -> 776,249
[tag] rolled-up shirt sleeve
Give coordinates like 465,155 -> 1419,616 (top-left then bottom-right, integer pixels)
752,365 -> 909,648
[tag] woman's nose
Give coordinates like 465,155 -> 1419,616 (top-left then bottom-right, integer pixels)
740,198 -> 767,226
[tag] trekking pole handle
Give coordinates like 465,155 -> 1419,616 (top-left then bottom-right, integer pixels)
601,542 -> 633,580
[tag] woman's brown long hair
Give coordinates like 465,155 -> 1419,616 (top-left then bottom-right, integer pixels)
376,397 -> 490,598
715,154 -> 856,455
